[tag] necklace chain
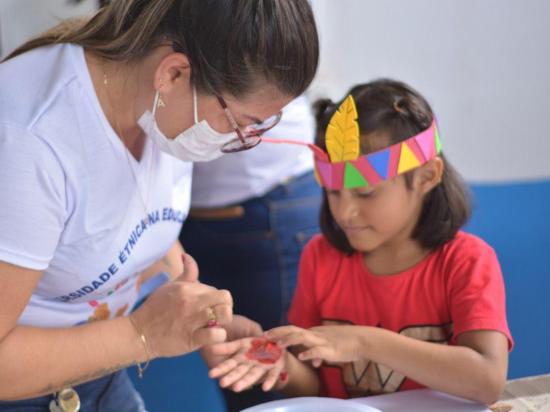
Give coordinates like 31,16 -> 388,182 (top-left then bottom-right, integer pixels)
102,69 -> 153,224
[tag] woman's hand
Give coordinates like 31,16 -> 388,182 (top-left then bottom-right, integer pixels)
266,325 -> 367,366
201,315 -> 263,369
129,253 -> 233,359
208,337 -> 288,392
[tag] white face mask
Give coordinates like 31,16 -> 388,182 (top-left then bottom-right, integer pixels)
138,85 -> 235,162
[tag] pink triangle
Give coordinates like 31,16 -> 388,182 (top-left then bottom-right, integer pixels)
316,161 -> 333,187
329,163 -> 345,189
407,137 -> 427,164
387,144 -> 402,179
415,127 -> 436,161
316,161 -> 345,189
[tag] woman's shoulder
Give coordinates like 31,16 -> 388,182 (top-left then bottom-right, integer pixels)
0,44 -> 82,128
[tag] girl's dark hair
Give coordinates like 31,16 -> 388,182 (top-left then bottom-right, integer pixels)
315,79 -> 471,254
4,0 -> 319,98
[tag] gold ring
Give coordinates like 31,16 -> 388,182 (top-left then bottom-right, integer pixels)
206,307 -> 218,328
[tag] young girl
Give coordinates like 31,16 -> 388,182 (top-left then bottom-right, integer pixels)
207,79 -> 513,405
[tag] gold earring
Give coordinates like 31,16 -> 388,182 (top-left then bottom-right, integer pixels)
157,93 -> 166,109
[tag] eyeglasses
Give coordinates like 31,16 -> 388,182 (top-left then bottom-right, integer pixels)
216,96 -> 282,153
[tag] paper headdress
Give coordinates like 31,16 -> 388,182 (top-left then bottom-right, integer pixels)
313,95 -> 442,190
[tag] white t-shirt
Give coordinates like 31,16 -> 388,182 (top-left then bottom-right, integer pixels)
190,95 -> 315,208
0,44 -> 192,327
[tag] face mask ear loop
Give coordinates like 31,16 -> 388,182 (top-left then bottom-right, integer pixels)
193,84 -> 199,124
152,91 -> 160,117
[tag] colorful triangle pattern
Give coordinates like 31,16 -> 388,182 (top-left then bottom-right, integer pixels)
415,127 -> 435,160
397,142 -> 421,174
316,161 -> 332,187
316,160 -> 345,189
344,162 -> 369,188
313,120 -> 439,190
367,149 -> 390,179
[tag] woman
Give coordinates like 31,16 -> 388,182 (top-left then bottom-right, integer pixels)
0,0 -> 318,410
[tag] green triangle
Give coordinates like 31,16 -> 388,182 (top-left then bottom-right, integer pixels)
344,162 -> 369,189
435,126 -> 442,154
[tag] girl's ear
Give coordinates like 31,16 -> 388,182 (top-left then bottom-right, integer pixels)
416,157 -> 444,195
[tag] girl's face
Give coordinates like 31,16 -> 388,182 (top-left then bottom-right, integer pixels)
327,173 -> 426,253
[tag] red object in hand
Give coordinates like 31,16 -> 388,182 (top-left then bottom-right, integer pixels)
279,371 -> 288,382
245,338 -> 282,364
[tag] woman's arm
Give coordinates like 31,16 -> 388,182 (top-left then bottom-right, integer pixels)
0,316 -> 144,400
0,257 -> 232,400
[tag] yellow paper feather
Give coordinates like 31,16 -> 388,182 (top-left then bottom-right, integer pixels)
325,95 -> 360,162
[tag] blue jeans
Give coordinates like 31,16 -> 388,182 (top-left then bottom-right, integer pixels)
0,370 -> 147,412
179,171 -> 321,411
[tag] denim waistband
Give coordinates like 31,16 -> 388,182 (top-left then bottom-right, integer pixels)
0,371 -> 117,410
185,171 -> 320,232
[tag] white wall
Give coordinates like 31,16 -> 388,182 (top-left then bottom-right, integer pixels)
0,0 -> 96,58
2,0 -> 548,182
310,0 -> 550,182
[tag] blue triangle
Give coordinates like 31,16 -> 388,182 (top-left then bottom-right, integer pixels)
368,149 -> 390,179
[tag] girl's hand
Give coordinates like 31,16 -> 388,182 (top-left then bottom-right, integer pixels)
266,325 -> 366,365
208,337 -> 288,392
130,253 -> 233,359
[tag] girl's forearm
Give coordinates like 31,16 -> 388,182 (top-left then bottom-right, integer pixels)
357,327 -> 505,405
279,352 -> 321,397
0,317 -> 145,400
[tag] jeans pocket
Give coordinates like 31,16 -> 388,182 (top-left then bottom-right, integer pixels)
97,370 -> 147,412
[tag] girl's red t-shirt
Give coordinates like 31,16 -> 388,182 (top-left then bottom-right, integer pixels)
288,231 -> 513,398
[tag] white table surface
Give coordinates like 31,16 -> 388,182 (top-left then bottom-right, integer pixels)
351,389 -> 491,412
